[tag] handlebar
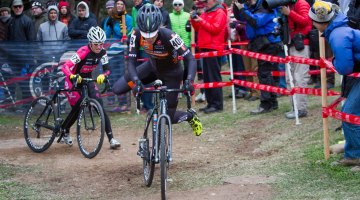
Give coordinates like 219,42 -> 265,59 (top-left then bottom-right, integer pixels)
135,80 -> 192,113
72,77 -> 111,94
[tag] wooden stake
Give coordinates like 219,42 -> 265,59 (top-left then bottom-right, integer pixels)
319,31 -> 330,160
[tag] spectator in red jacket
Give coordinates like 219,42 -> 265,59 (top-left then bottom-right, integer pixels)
280,0 -> 312,119
191,0 -> 228,114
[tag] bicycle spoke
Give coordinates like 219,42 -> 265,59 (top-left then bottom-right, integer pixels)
24,97 -> 56,152
77,99 -> 104,159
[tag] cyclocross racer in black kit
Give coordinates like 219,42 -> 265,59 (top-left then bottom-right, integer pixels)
112,4 -> 202,136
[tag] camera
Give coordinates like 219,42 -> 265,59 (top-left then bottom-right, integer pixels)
262,0 -> 296,9
191,11 -> 198,19
237,0 -> 247,4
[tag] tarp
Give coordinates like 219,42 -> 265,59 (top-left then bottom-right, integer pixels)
0,39 -> 127,110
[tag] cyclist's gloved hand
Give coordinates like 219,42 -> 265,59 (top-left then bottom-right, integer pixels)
70,74 -> 82,84
96,74 -> 106,84
132,80 -> 144,95
183,79 -> 195,96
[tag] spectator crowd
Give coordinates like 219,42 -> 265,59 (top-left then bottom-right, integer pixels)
0,0 -> 356,112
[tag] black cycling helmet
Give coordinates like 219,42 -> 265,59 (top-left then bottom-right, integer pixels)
136,4 -> 163,38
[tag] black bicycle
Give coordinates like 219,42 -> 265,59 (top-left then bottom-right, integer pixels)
136,79 -> 192,200
23,75 -> 110,159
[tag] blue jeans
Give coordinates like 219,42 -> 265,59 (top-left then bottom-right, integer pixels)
342,78 -> 360,159
138,50 -> 153,110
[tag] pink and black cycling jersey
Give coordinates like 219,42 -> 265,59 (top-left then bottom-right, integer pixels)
62,45 -> 110,78
61,45 -> 110,106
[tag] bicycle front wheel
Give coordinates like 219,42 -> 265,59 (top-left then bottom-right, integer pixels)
24,96 -> 56,153
159,117 -> 170,200
76,99 -> 105,159
143,110 -> 155,187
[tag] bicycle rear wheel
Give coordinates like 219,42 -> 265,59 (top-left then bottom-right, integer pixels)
159,117 -> 170,200
76,99 -> 105,159
143,110 -> 155,187
24,96 -> 56,153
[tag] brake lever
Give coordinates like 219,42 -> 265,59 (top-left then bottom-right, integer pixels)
101,79 -> 112,94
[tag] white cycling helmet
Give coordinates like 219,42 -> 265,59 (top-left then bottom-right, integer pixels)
87,26 -> 106,43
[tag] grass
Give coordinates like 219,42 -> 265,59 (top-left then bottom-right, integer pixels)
2,73 -> 360,199
0,164 -> 39,200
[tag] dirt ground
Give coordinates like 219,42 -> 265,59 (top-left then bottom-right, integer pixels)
0,118 -> 274,200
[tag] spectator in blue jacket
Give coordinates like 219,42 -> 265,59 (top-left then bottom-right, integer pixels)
104,0 -> 133,40
68,1 -> 97,39
309,1 -> 360,167
233,0 -> 283,114
100,0 -> 114,30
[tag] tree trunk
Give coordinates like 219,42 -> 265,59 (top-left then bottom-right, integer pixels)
69,0 -> 76,15
90,0 -> 100,21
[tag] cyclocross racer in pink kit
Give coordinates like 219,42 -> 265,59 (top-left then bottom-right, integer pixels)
61,26 -> 121,149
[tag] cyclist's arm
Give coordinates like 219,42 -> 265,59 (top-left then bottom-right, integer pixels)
181,49 -> 196,81
169,33 -> 196,81
127,30 -> 140,82
61,46 -> 88,77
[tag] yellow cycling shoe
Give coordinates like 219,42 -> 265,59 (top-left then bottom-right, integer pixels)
188,109 -> 202,136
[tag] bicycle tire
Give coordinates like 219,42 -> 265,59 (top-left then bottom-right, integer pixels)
24,96 -> 56,153
160,117 -> 170,200
76,98 -> 105,159
143,110 -> 155,187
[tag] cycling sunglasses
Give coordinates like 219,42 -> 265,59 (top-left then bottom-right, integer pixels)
173,3 -> 183,6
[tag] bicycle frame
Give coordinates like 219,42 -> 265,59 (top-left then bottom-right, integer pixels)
33,78 -> 108,140
139,83 -> 190,163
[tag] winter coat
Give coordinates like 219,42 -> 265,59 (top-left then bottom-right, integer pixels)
324,13 -> 360,75
104,12 -> 133,40
37,9 -> 70,41
233,0 -> 281,43
191,3 -> 228,51
68,1 -> 97,39
170,9 -> 191,46
131,0 -> 149,28
287,0 -> 312,45
160,7 -> 171,29
32,11 -> 48,34
8,13 -> 36,41
59,13 -> 76,27
0,16 -> 10,41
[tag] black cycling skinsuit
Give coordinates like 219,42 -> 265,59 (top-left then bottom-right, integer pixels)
113,28 -> 197,123
61,45 -> 114,141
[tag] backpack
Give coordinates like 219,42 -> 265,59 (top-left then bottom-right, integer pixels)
347,0 -> 360,29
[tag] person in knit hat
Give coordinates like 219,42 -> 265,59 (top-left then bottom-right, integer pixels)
104,0 -> 133,112
153,0 -> 171,29
170,0 -> 189,46
308,1 -> 360,167
31,1 -> 47,33
0,6 -> 11,41
58,1 -> 76,27
100,0 -> 114,29
105,0 -> 132,39
37,5 -> 70,41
